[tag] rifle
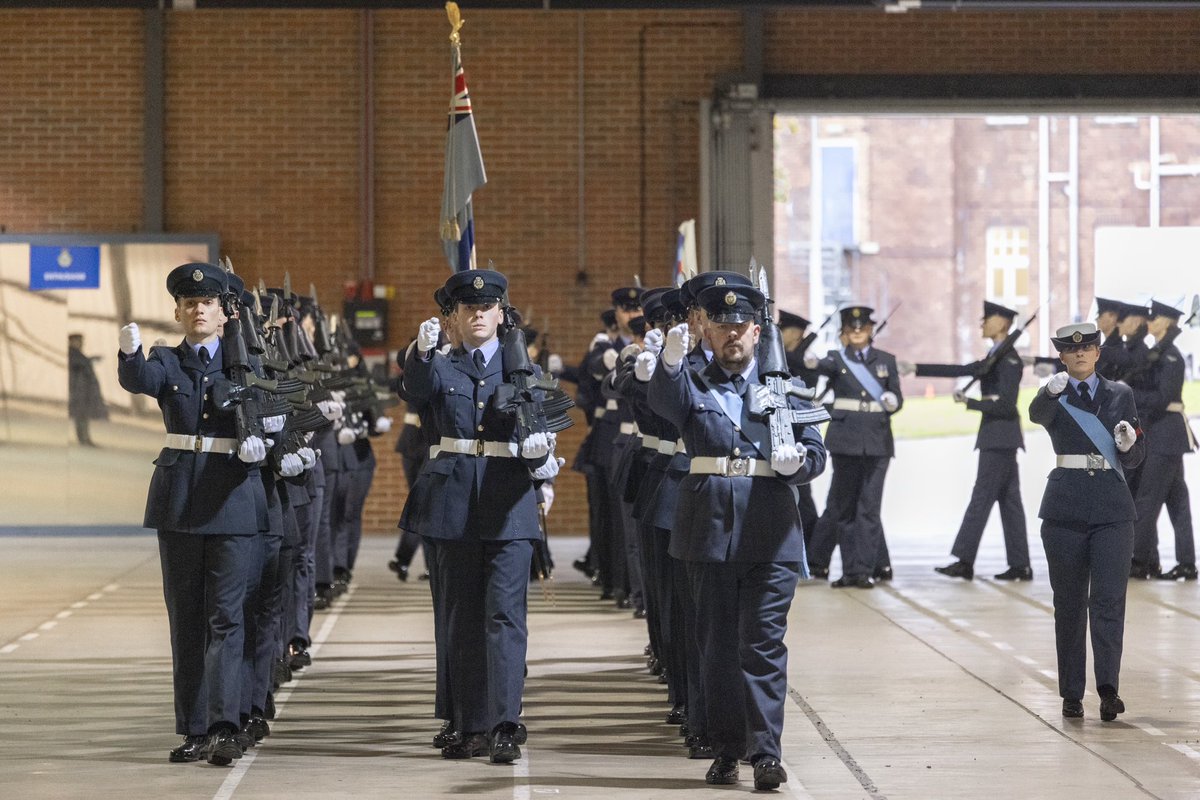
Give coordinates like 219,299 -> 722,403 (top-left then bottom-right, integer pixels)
491,308 -> 576,446
1121,294 -> 1200,383
960,306 -> 1041,394
797,304 -> 842,356
747,266 -> 831,459
871,302 -> 902,338
215,265 -> 276,449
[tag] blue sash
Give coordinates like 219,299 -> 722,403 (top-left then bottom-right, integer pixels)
837,351 -> 886,403
1057,395 -> 1125,482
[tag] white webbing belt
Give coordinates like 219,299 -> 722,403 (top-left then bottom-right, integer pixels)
656,439 -> 677,455
981,395 -> 1000,402
1168,402 -> 1186,413
164,434 -> 238,455
437,437 -> 519,458
619,422 -> 637,436
403,412 -> 421,427
605,399 -> 619,411
831,398 -> 885,413
1056,454 -> 1113,471
641,435 -> 661,450
689,456 -> 775,478
593,407 -> 607,419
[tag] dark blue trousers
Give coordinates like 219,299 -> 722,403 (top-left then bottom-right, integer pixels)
158,530 -> 256,735
1133,454 -> 1195,567
437,538 -> 533,733
336,463 -> 375,573
689,560 -> 800,761
951,448 -> 1030,568
316,468 -> 342,585
670,552 -> 703,739
1041,519 -> 1133,700
823,455 -> 889,578
423,536 -> 454,723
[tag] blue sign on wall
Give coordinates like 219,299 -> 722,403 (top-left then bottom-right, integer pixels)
29,246 -> 101,290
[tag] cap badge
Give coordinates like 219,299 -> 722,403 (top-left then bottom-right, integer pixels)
628,289 -> 637,299
472,276 -> 484,290
192,269 -> 204,282
724,291 -> 737,306
714,277 -> 727,286
852,308 -> 861,318
1072,331 -> 1082,343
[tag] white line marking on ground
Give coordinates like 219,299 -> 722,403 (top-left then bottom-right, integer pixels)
1167,743 -> 1200,761
18,633 -> 38,642
37,621 -> 56,631
70,601 -> 87,609
55,610 -> 72,620
1016,656 -> 1037,666
0,644 -> 19,654
992,641 -> 1013,651
1038,669 -> 1056,680
1130,722 -> 1166,737
780,757 -> 815,799
86,593 -> 103,601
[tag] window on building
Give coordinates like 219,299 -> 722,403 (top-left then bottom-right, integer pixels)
821,143 -> 857,247
986,226 -> 1030,305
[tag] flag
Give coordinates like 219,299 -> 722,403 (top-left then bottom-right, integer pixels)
674,219 -> 697,286
440,34 -> 487,272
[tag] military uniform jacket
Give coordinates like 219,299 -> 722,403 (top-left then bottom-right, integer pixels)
646,345 -> 708,532
648,358 -> 827,563
915,347 -> 1024,451
403,344 -> 547,541
1131,342 -> 1195,457
815,347 -> 902,457
1096,333 -> 1128,381
117,340 -> 268,536
614,355 -> 671,520
1028,378 -> 1145,524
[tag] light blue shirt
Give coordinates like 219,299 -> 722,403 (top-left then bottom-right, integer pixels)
712,358 -> 757,421
1067,372 -> 1099,398
193,341 -> 218,362
468,337 -> 501,369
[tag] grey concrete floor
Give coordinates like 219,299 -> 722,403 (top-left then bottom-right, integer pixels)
3,421 -> 1200,798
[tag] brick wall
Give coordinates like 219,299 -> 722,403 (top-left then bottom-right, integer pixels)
2,7 -> 1198,533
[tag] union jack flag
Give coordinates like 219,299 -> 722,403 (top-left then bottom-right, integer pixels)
440,40 -> 487,272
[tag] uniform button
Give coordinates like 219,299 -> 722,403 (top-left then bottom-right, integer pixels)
479,380 -> 486,387
477,425 -> 484,432
734,425 -> 741,432
448,387 -> 455,393
202,413 -> 209,419
733,447 -> 741,456
699,404 -> 705,409
172,385 -> 178,390
841,369 -> 847,374
861,391 -> 867,397
477,401 -> 485,409
203,377 -> 209,383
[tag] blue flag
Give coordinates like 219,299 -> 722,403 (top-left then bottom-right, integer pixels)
440,41 -> 487,272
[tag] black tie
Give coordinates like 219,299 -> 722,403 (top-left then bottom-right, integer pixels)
198,347 -> 211,366
473,349 -> 486,373
856,350 -> 867,364
1078,382 -> 1091,406
730,374 -> 744,393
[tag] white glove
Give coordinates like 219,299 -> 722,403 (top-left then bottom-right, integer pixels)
238,435 -> 267,463
634,350 -> 657,382
880,391 -> 900,413
531,456 -> 565,481
374,416 -> 393,434
521,431 -> 550,460
297,446 -> 317,469
541,482 -> 556,515
590,332 -> 611,350
643,328 -> 664,355
417,317 -> 441,353
663,323 -> 691,367
952,389 -> 967,405
1046,371 -> 1069,396
119,322 -> 141,355
619,343 -> 641,362
262,414 -> 286,433
317,399 -> 344,421
337,427 -> 357,445
803,353 -> 819,370
771,443 -> 805,476
1034,362 -> 1057,379
897,360 -> 916,377
277,453 -> 303,478
1114,420 -> 1137,453
602,348 -> 618,371
547,353 -> 563,374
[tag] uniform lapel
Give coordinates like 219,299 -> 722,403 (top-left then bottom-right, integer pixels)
484,348 -> 504,380
449,347 -> 476,380
178,340 -> 204,373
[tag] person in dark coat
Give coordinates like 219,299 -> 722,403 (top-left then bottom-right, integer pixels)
913,300 -> 1032,581
68,333 -> 107,446
779,310 -> 821,545
117,262 -> 270,766
402,269 -> 552,764
647,283 -> 827,791
1029,322 -> 1145,722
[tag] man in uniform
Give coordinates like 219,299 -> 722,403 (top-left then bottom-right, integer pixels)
1029,322 -> 1144,721
647,283 -> 827,791
1130,300 -> 1197,580
117,262 -> 270,765
403,269 -> 551,763
779,310 -> 820,544
915,301 -> 1032,581
807,306 -> 902,588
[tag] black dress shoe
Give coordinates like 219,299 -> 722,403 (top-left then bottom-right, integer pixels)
633,607 -> 647,619
489,723 -> 521,763
514,723 -> 528,745
388,560 -> 409,581
1098,685 -> 1125,721
934,561 -> 974,580
432,722 -> 459,749
666,704 -> 687,725
234,729 -> 254,752
831,575 -> 874,589
599,589 -> 614,601
205,730 -> 243,766
689,741 -> 714,759
679,722 -> 690,738
705,755 -> 739,785
572,558 -> 596,579
264,693 -> 276,721
272,658 -> 292,689
616,596 -> 633,610
753,756 -> 788,791
808,563 -> 830,579
873,566 -> 893,582
1158,563 -> 1198,581
314,584 -> 332,610
288,641 -> 312,670
1062,699 -> 1084,718
245,715 -> 270,742
441,732 -> 488,759
168,735 -> 206,763
1129,560 -> 1161,580
994,566 -> 1033,581
419,571 -> 430,580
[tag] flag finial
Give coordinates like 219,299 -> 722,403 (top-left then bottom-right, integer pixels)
446,2 -> 464,46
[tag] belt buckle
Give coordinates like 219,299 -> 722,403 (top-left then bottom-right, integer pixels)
476,439 -> 486,457
859,400 -> 871,412
193,435 -> 204,454
728,457 -> 750,477
1087,453 -> 1105,471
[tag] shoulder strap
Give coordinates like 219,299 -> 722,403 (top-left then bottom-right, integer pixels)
1057,395 -> 1125,482
835,351 -> 886,403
